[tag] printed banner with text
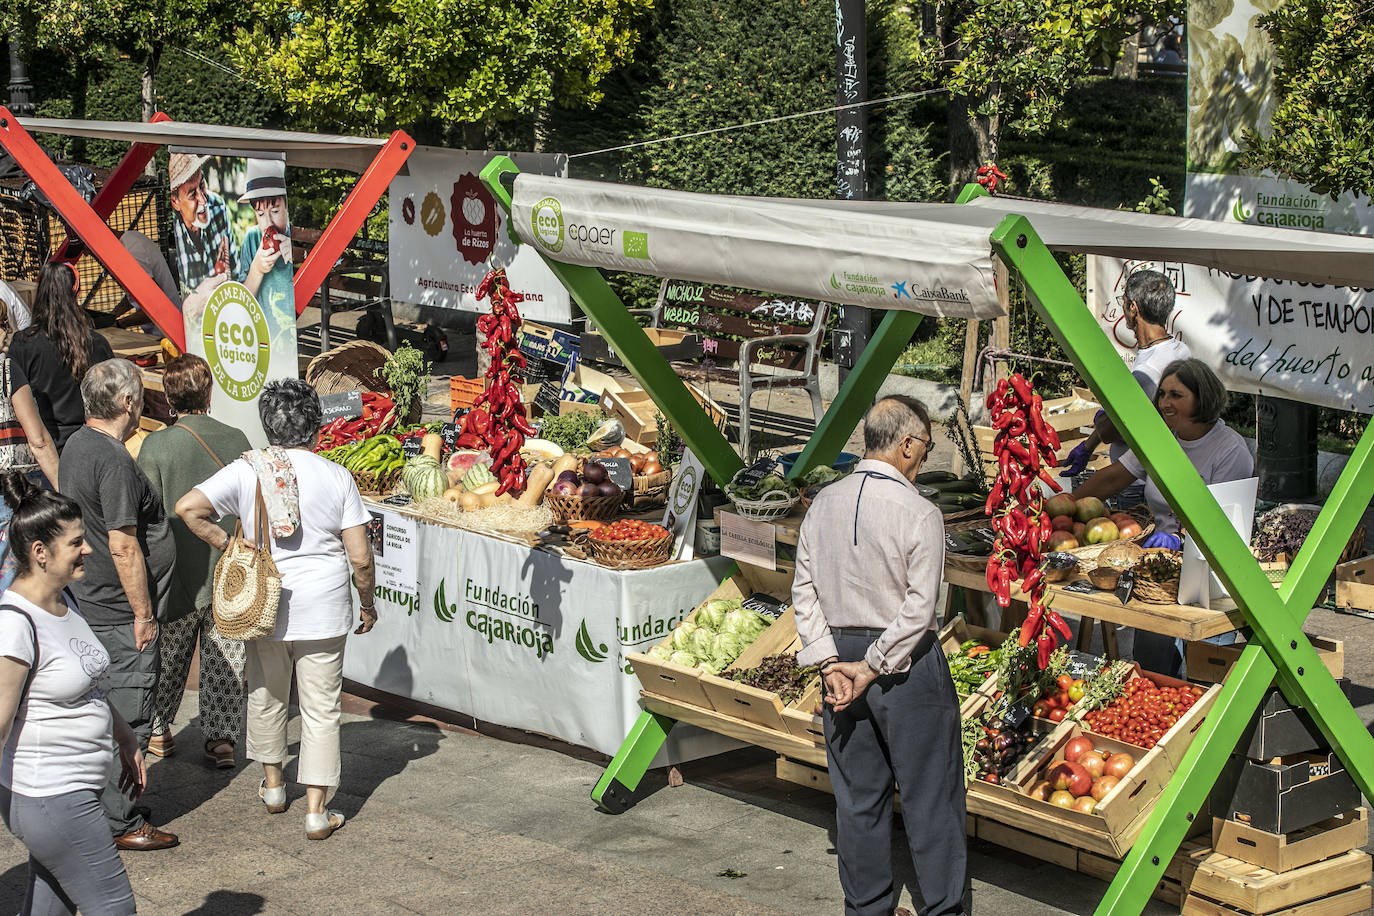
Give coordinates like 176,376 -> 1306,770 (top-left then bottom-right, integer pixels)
388,147 -> 571,324
1087,256 -> 1374,413
169,153 -> 299,447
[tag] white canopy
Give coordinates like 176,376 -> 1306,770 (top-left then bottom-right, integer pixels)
17,117 -> 393,174
510,174 -> 1374,318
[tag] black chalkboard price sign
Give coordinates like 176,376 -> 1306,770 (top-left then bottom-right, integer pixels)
594,457 -> 634,490
319,389 -> 363,423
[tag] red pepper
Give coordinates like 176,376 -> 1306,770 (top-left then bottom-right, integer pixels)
1022,566 -> 1044,595
1046,610 -> 1072,641
993,411 -> 1015,430
996,566 -> 1012,608
1019,603 -> 1043,646
512,413 -> 537,437
1002,437 -> 1031,462
984,479 -> 1005,516
1009,373 -> 1035,404
986,556 -> 1001,593
1006,415 -> 1028,437
1038,468 -> 1063,493
1037,629 -> 1056,669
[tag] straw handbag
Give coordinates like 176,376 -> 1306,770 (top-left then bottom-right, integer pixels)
212,481 -> 281,640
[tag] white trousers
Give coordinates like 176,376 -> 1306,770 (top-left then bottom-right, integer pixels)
244,635 -> 346,788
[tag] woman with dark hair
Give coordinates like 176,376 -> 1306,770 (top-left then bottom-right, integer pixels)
8,262 -> 115,452
177,379 -> 377,840
137,355 -> 250,768
1073,358 -> 1253,673
0,474 -> 145,915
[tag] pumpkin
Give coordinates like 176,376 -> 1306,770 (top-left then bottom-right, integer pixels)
402,455 -> 448,501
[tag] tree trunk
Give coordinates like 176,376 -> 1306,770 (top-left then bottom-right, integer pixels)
1113,29 -> 1140,79
946,93 -> 999,198
142,45 -> 161,176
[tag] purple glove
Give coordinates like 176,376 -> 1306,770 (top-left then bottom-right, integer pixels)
1142,531 -> 1182,551
1059,442 -> 1092,478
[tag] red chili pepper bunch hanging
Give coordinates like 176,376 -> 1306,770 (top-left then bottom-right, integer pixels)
984,372 -> 1072,669
474,268 -> 537,495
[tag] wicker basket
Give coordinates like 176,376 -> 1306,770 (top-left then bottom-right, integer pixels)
1066,508 -> 1154,565
306,340 -> 393,396
589,532 -> 674,569
1077,539 -> 1145,574
944,516 -> 999,573
630,468 -> 673,509
544,491 -> 623,523
1131,548 -> 1182,604
726,488 -> 799,521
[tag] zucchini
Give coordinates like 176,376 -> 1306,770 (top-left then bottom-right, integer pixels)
948,492 -> 988,508
928,477 -> 980,494
913,470 -> 959,485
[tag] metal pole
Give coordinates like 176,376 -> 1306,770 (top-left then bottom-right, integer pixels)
834,0 -> 870,382
6,32 -> 34,117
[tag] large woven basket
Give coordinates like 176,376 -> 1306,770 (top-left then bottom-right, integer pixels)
306,340 -> 393,395
630,468 -> 673,509
545,491 -> 623,523
1131,548 -> 1181,605
590,532 -> 673,569
944,516 -> 999,573
1078,539 -> 1144,573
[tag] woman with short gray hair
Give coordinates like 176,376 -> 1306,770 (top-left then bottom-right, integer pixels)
175,379 -> 377,840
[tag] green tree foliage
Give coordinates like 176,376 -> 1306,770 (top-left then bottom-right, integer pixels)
1,2 -> 117,60
229,0 -> 651,133
1242,0 -> 1374,199
913,0 -> 1178,189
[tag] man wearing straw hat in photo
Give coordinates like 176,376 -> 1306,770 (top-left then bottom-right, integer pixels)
168,152 -> 236,324
235,159 -> 296,346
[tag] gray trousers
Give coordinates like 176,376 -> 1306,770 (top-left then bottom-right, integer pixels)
0,784 -> 136,915
88,620 -> 159,836
824,631 -> 967,916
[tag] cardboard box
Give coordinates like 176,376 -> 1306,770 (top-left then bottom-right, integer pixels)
1212,752 -> 1363,836
1234,682 -> 1353,760
1185,635 -> 1344,683
604,384 -> 726,445
580,327 -> 700,366
1212,809 -> 1368,874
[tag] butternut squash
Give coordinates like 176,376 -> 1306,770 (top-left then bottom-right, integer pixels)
520,464 -> 555,506
549,453 -> 580,484
459,491 -> 484,512
421,433 -> 444,462
442,486 -> 465,504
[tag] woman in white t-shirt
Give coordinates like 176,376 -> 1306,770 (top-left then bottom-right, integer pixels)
177,379 -> 376,841
1073,358 -> 1254,674
0,474 -> 146,916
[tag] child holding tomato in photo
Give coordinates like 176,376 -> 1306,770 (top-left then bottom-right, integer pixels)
235,159 -> 295,348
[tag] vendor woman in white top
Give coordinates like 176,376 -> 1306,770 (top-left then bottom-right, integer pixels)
0,474 -> 145,916
1072,358 -> 1253,675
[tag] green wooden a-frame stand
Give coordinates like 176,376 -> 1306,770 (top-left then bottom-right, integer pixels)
482,159 -> 1374,915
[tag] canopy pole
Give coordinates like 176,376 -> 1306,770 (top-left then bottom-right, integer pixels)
990,213 -> 1374,916
480,156 -> 743,486
293,130 -> 414,315
786,310 -> 922,481
0,106 -> 187,349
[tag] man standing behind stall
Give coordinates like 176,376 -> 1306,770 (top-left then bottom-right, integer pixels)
793,396 -> 966,916
1060,268 -> 1191,511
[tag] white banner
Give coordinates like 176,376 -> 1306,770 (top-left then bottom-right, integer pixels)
367,508 -> 419,616
1087,256 -> 1374,413
170,154 -> 299,446
342,514 -> 737,761
511,173 -> 1001,319
388,147 -> 572,324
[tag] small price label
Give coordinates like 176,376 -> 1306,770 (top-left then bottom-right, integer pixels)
733,457 -> 779,488
741,592 -> 789,619
402,438 -> 423,459
1115,569 -> 1135,604
594,457 -> 634,490
440,422 -> 461,450
319,389 -> 364,423
1061,580 -> 1096,594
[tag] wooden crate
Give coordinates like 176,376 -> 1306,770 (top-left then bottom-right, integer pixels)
1071,667 -> 1222,771
939,616 -> 1007,704
1212,810 -> 1368,875
1186,636 -> 1344,683
780,678 -> 826,745
628,567 -> 792,712
697,608 -> 805,731
967,721 -> 1173,856
1334,553 -> 1374,612
1181,848 -> 1371,916
603,384 -> 726,445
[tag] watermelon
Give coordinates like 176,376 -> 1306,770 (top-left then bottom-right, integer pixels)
447,450 -> 490,478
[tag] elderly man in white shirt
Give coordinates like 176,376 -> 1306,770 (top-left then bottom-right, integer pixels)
793,395 -> 966,916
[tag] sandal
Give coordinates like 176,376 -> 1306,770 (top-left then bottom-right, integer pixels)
259,779 -> 287,814
203,740 -> 236,769
147,733 -> 175,758
305,810 -> 345,840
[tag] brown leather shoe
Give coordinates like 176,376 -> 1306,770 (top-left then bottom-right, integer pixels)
114,821 -> 180,851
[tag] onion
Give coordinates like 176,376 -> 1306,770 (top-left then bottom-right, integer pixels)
583,462 -> 608,485
629,454 -> 647,474
597,481 -> 622,500
578,482 -> 601,500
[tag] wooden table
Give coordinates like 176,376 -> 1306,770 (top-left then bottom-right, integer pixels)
97,327 -> 162,359
944,562 -> 1244,641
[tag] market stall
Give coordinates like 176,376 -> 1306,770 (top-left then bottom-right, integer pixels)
478,159 -> 1374,916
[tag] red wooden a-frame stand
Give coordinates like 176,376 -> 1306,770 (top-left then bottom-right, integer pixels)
0,108 -> 413,351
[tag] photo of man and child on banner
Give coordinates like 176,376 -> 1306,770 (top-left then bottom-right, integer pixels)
167,153 -> 300,444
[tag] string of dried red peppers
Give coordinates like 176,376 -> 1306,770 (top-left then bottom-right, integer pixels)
474,268 -> 537,495
984,372 -> 1073,669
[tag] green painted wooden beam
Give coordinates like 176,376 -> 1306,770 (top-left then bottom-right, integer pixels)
590,710 -> 676,814
480,157 -> 744,487
990,214 -> 1374,916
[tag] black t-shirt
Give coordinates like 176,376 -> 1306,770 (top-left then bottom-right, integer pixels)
7,329 -> 115,452
60,426 -> 177,625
